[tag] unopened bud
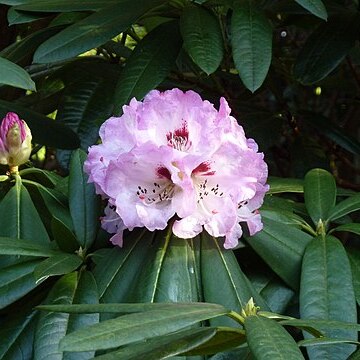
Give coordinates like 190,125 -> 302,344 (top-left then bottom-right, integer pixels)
0,112 -> 32,169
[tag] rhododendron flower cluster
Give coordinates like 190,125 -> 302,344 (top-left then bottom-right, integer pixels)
84,89 -> 269,249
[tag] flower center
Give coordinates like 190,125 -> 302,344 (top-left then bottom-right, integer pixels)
166,121 -> 191,151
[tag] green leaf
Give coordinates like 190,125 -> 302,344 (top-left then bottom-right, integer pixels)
33,273 -> 78,360
294,12 -> 360,84
304,168 -> 336,225
34,254 -> 83,283
349,348 -> 360,359
247,217 -> 312,289
201,233 -> 268,327
267,177 -> 304,194
33,0 -> 167,63
348,248 -> 360,306
59,303 -> 228,351
51,216 -> 78,253
36,302 -> 226,314
7,7 -> 46,25
0,310 -> 37,359
69,149 -> 100,249
328,193 -> 360,221
92,230 -> 153,303
0,56 -> 35,90
0,237 -> 59,257
91,327 -> 217,360
293,0 -> 327,20
231,0 -> 272,92
333,223 -> 360,236
280,319 -> 360,332
180,5 -> 223,75
14,0 -> 118,12
244,315 -> 304,359
299,338 -> 360,347
0,177 -> 50,244
184,327 -> 246,356
0,100 -> 80,149
0,259 -> 42,309
125,229 -> 201,303
113,20 -> 182,114
300,235 -> 357,359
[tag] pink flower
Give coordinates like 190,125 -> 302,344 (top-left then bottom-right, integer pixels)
84,89 -> 268,248
0,112 -> 32,168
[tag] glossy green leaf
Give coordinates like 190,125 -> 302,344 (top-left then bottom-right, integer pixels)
299,338 -> 360,347
267,177 -> 304,194
201,233 -> 268,327
0,310 -> 37,359
14,0 -> 117,12
247,217 -> 312,289
0,177 -> 50,244
92,327 -> 217,360
69,149 -> 100,249
64,271 -> 99,360
19,167 -> 59,188
51,216 -> 78,253
184,328 -> 246,356
245,315 -> 304,359
0,259 -> 42,309
59,304 -> 228,351
294,13 -> 360,84
0,100 -> 80,149
231,0 -> 272,92
34,254 -> 83,283
280,319 -> 360,332
0,237 -> 59,257
300,235 -> 357,359
304,168 -> 336,225
36,302 -> 221,314
180,5 -> 223,74
7,6 -> 46,25
293,0 -> 327,20
125,229 -> 201,303
113,20 -> 182,114
328,193 -> 360,221
92,230 -> 153,303
33,0 -> 167,63
33,273 -> 78,360
348,248 -> 360,306
0,56 -> 35,90
333,223 -> 360,236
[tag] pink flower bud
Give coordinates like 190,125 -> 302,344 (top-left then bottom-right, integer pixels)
0,112 -> 32,167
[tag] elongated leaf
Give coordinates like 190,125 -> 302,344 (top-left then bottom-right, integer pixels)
93,327 -> 217,360
267,177 -> 304,194
300,235 -> 357,359
0,310 -> 37,359
201,233 -> 268,327
0,100 -> 80,149
0,56 -> 35,90
69,149 -> 100,249
64,271 -> 99,360
348,249 -> 360,306
36,302 -> 221,313
281,319 -> 360,332
0,259 -> 42,309
14,0 -> 118,12
0,237 -> 59,257
293,0 -> 327,20
113,20 -> 182,114
333,223 -> 360,236
304,168 -> 336,225
294,12 -> 360,84
52,216 -> 78,253
245,315 -> 304,359
328,194 -> 360,221
126,229 -> 201,303
246,217 -> 312,289
33,0 -> 167,63
59,304 -> 228,351
34,253 -> 83,282
34,273 -> 78,360
180,5 -> 223,74
299,338 -> 360,347
231,1 -> 272,92
0,177 -> 50,244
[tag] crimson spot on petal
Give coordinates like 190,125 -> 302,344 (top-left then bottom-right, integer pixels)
192,161 -> 215,176
157,166 -> 171,180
